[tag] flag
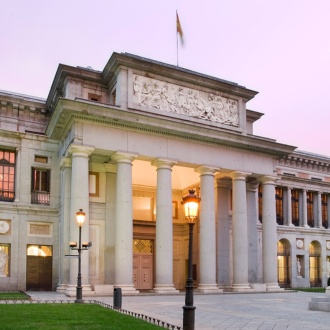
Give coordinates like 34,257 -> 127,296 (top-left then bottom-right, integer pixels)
176,11 -> 184,45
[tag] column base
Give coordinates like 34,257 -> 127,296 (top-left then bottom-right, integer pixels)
64,284 -> 94,297
227,284 -> 252,292
116,284 -> 139,295
153,284 -> 179,294
56,283 -> 67,293
266,283 -> 283,291
196,284 -> 223,293
325,286 -> 330,295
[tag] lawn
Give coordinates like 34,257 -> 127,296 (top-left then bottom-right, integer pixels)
0,303 -> 163,330
0,291 -> 30,300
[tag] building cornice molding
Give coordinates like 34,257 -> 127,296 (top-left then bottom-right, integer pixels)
46,98 -> 296,157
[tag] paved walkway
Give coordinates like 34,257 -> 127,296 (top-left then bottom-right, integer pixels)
26,291 -> 330,330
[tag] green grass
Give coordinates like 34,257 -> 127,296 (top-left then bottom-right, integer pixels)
0,304 -> 163,329
0,291 -> 30,300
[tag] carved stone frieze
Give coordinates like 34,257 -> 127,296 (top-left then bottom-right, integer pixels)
132,74 -> 239,127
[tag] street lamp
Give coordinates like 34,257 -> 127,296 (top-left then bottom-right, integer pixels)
69,209 -> 92,303
182,189 -> 201,330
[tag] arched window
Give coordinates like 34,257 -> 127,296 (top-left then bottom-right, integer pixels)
309,241 -> 321,287
277,239 -> 291,288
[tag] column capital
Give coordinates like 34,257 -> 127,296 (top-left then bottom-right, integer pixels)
151,158 -> 177,169
258,175 -> 277,185
246,182 -> 259,191
111,151 -> 138,164
68,144 -> 94,157
60,157 -> 72,169
195,165 -> 219,175
229,171 -> 251,180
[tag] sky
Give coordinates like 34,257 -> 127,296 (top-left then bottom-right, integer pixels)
1,0 -> 330,156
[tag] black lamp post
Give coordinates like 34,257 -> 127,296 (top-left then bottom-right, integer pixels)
69,209 -> 92,303
182,190 -> 201,330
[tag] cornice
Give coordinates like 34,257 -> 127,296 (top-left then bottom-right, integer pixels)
47,98 -> 295,157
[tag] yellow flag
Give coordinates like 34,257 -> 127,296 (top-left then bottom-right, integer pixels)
176,12 -> 184,45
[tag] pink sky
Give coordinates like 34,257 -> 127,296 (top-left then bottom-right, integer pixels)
1,0 -> 330,156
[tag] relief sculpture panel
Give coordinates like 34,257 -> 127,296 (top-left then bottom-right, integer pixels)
132,74 -> 239,127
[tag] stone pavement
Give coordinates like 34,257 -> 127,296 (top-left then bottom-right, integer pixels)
27,291 -> 330,330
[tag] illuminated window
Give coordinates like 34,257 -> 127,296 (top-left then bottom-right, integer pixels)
0,149 -> 15,202
27,245 -> 52,256
0,244 -> 10,277
276,187 -> 284,225
291,190 -> 299,226
307,192 -> 314,227
322,194 -> 328,229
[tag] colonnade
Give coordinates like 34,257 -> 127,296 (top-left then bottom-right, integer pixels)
58,144 -> 281,295
283,187 -> 329,228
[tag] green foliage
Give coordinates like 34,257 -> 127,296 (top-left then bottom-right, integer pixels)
0,291 -> 30,300
291,287 -> 326,293
0,304 -> 162,329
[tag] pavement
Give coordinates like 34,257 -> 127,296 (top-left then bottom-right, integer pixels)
26,290 -> 330,330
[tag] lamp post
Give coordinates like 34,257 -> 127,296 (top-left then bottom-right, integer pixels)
69,209 -> 92,303
182,190 -> 201,330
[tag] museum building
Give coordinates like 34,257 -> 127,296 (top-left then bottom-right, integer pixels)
0,52 -> 330,295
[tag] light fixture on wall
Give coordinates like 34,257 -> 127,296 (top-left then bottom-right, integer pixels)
182,189 -> 200,330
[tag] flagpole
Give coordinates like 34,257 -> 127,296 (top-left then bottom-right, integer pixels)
176,10 -> 179,66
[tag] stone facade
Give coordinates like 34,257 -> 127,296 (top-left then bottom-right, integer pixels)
0,52 -> 330,294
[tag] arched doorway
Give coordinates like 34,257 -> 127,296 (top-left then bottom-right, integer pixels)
309,241 -> 321,287
26,245 -> 52,291
277,239 -> 291,288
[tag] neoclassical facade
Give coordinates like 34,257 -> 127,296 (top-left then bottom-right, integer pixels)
0,52 -> 330,294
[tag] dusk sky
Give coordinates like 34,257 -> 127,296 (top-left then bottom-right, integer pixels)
1,1 -> 330,156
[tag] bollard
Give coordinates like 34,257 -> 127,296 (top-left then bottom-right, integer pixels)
113,287 -> 122,309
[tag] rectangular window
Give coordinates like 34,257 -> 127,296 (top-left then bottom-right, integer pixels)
0,149 -> 16,202
307,191 -> 314,227
291,190 -> 299,226
322,194 -> 328,229
276,187 -> 284,225
0,244 -> 10,277
31,168 -> 50,205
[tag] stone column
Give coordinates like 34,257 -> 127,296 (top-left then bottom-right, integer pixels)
286,187 -> 293,226
302,190 -> 309,227
215,179 -> 231,289
229,171 -> 252,292
260,176 -> 281,291
317,191 -> 323,228
65,144 -> 94,297
152,159 -> 178,293
247,183 -> 260,284
104,163 -> 117,285
196,166 -> 222,293
112,152 -> 138,294
57,158 -> 71,293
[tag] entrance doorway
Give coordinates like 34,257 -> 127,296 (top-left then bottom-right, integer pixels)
26,245 -> 52,291
133,239 -> 153,290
